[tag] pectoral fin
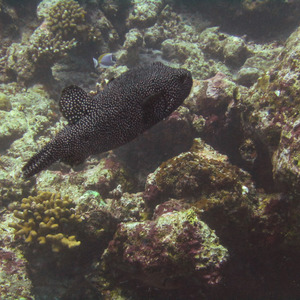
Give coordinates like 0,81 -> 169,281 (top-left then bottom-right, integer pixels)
59,85 -> 96,125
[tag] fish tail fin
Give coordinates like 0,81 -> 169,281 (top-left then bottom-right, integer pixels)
93,57 -> 98,68
22,142 -> 59,178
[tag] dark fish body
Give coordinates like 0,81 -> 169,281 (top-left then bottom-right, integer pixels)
23,62 -> 193,178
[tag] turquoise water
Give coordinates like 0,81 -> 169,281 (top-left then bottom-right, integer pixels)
0,0 -> 300,299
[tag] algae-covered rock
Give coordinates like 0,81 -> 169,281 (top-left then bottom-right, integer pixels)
185,72 -> 237,114
118,28 -> 143,66
236,67 -> 261,87
0,213 -> 33,299
240,25 -> 300,193
35,155 -> 135,202
145,138 -> 255,201
0,92 -> 12,111
223,35 -> 249,67
127,0 -> 166,29
101,205 -> 228,289
104,192 -> 146,223
0,110 -> 27,149
114,105 -> 194,187
144,25 -> 166,49
144,138 -> 258,253
0,83 -> 60,203
199,27 -> 226,59
183,74 -> 244,165
237,43 -> 282,87
161,38 -> 230,79
161,38 -> 203,64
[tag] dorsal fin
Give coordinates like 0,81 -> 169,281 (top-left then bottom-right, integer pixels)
59,85 -> 96,125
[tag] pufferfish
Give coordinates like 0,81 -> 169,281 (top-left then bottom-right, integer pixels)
22,62 -> 193,178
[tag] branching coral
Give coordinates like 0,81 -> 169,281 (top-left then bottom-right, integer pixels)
45,0 -> 100,42
4,0 -> 102,83
46,0 -> 86,39
29,0 -> 101,64
10,192 -> 82,252
29,32 -> 77,64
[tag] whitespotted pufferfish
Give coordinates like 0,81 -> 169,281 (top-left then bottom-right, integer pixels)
23,62 -> 193,178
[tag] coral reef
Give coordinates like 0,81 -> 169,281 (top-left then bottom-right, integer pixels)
0,83 -> 59,203
0,92 -> 11,111
101,205 -> 228,289
1,0 -> 300,299
45,0 -> 87,40
35,154 -> 136,202
144,138 -> 258,254
0,213 -> 33,299
146,138 -> 253,199
118,28 -> 143,66
4,0 -> 102,84
10,191 -> 82,252
240,25 -> 300,193
126,0 -> 165,29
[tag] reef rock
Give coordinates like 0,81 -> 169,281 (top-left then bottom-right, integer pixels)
241,25 -> 300,193
237,43 -> 282,87
4,0 -> 102,84
0,213 -> 33,299
118,28 -> 143,66
144,138 -> 258,254
35,154 -> 135,202
126,0 -> 166,29
101,205 -> 228,289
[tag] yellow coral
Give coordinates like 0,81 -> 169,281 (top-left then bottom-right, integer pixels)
10,192 -> 81,252
47,0 -> 86,39
46,0 -> 100,42
30,0 -> 101,63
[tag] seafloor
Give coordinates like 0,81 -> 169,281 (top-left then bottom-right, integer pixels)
0,0 -> 300,299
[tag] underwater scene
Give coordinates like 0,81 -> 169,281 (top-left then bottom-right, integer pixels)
0,0 -> 300,299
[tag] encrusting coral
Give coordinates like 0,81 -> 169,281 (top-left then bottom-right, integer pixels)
10,191 -> 82,252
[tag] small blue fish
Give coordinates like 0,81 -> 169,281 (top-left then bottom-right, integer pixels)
93,53 -> 116,68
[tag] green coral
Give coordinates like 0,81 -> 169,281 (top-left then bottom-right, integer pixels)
10,192 -> 82,252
